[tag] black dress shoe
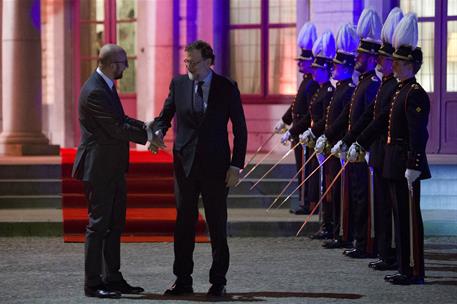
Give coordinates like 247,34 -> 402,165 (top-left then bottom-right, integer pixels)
384,272 -> 402,282
344,248 -> 367,258
389,275 -> 424,285
207,284 -> 227,297
106,279 -> 144,294
84,285 -> 121,298
368,260 -> 398,271
322,239 -> 342,249
290,206 -> 309,215
164,283 -> 194,296
309,229 -> 332,240
342,248 -> 355,255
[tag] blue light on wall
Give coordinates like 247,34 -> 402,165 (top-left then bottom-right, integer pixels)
30,0 -> 41,31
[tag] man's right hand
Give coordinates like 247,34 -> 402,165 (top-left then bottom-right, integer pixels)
147,130 -> 166,154
299,128 -> 315,145
274,119 -> 287,134
315,135 -> 327,154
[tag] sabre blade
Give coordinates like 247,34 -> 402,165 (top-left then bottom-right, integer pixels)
250,142 -> 301,191
238,141 -> 283,183
296,161 -> 349,236
267,150 -> 317,211
243,132 -> 276,172
277,153 -> 333,209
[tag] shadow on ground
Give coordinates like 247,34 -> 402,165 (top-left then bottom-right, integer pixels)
123,291 -> 363,302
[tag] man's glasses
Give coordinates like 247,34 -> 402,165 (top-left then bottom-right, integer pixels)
184,59 -> 204,67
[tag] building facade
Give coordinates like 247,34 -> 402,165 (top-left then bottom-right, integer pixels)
0,0 -> 455,155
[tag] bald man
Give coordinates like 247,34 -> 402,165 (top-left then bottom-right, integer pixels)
72,44 -> 149,298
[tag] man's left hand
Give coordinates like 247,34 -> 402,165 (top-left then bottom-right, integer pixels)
225,166 -> 240,187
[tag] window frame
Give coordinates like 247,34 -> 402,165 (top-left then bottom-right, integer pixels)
229,0 -> 297,104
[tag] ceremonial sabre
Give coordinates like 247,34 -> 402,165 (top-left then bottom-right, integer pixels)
266,150 -> 317,211
296,161 -> 349,236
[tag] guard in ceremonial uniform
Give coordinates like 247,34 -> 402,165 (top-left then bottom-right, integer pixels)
283,31 -> 335,222
319,8 -> 382,257
382,13 -> 430,285
292,30 -> 336,236
275,22 -> 319,214
301,23 -> 358,247
345,7 -> 404,270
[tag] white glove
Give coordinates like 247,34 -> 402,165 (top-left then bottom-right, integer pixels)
280,131 -> 291,145
299,128 -> 315,145
331,140 -> 347,160
364,152 -> 370,164
147,129 -> 166,154
315,135 -> 327,153
274,119 -> 287,134
145,120 -> 154,142
225,166 -> 240,187
405,169 -> 421,190
347,142 -> 365,162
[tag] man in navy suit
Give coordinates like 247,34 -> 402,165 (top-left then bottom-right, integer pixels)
72,44 -> 148,298
149,40 -> 248,297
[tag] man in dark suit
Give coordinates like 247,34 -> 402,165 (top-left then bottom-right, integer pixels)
72,44 -> 148,298
149,40 -> 248,297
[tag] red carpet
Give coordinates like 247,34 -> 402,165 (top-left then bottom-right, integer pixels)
61,148 -> 208,243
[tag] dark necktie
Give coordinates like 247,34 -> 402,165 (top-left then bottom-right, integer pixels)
111,84 -> 125,116
194,81 -> 205,114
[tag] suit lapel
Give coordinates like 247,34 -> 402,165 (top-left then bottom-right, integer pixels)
206,72 -> 218,113
93,72 -> 124,118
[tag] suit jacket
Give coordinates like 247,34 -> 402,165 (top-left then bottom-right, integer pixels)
72,72 -> 147,184
153,71 -> 248,178
383,77 -> 431,180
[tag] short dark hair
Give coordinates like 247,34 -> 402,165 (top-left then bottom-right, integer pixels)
185,40 -> 215,65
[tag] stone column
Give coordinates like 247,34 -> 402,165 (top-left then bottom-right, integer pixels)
0,0 -> 59,155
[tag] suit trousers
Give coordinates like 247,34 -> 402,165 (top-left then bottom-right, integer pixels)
323,157 -> 342,236
292,140 -> 304,204
373,168 -> 395,262
304,147 -> 320,205
172,155 -> 230,286
83,176 -> 126,286
389,179 -> 424,278
347,162 -> 369,251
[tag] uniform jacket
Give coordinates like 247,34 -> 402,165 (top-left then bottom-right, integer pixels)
383,77 -> 431,180
283,74 -> 319,137
312,78 -> 355,144
325,70 -> 380,143
289,81 -> 334,137
351,75 -> 398,169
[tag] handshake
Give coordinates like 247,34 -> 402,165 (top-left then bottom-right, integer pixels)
145,120 -> 167,154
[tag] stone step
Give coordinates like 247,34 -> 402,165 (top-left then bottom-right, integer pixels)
227,195 -> 299,209
230,178 -> 299,195
0,208 -> 455,237
0,196 -> 61,208
420,195 -> 457,210
0,180 -> 61,196
0,164 -> 60,179
427,165 -> 457,179
240,164 -> 297,179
